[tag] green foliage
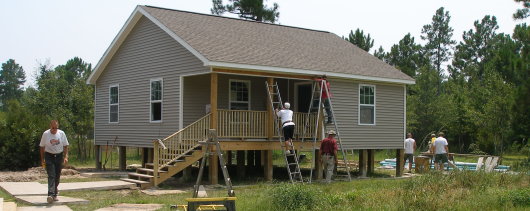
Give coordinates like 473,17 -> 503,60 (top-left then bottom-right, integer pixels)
211,0 -> 279,23
0,59 -> 26,109
29,57 -> 94,161
0,100 -> 46,170
421,7 -> 456,74
269,184 -> 321,211
513,0 -> 530,19
345,28 -> 374,52
385,33 -> 427,78
502,188 -> 530,206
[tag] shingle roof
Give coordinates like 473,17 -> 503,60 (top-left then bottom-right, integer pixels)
141,6 -> 413,83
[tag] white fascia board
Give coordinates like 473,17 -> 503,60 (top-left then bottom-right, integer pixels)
87,7 -> 144,85
138,6 -> 209,65
207,61 -> 416,85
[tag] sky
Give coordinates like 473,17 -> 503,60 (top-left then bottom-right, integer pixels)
1,0 -> 527,87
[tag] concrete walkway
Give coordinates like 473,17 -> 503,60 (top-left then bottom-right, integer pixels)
17,205 -> 72,211
0,180 -> 135,207
16,196 -> 88,206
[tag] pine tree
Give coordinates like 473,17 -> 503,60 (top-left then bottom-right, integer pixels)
345,28 -> 374,52
421,7 -> 456,75
211,0 -> 279,23
0,59 -> 26,109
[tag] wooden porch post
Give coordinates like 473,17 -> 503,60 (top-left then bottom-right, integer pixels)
264,150 -> 273,181
367,149 -> 375,175
209,72 -> 219,185
119,146 -> 126,171
95,145 -> 102,170
227,151 -> 233,166
266,77 -> 275,139
359,149 -> 368,178
237,150 -> 246,179
315,149 -> 323,180
264,77 -> 275,181
247,150 -> 255,168
396,149 -> 404,177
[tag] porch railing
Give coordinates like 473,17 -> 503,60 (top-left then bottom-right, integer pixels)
154,113 -> 211,171
217,109 -> 317,139
217,109 -> 267,138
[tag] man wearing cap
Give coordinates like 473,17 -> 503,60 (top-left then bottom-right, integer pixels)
320,130 -> 338,183
276,102 -> 295,152
40,120 -> 69,203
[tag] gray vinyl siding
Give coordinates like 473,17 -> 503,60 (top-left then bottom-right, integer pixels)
217,74 -> 269,111
330,78 -> 405,149
94,16 -> 209,148
183,74 -> 211,126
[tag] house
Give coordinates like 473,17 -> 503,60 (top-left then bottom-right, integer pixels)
87,5 -> 415,188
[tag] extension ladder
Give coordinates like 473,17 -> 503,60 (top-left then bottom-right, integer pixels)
265,81 -> 304,184
302,78 -> 352,182
193,129 -> 235,198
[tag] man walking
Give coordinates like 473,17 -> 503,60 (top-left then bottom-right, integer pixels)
431,132 -> 449,171
404,133 -> 416,173
40,120 -> 69,203
320,130 -> 338,183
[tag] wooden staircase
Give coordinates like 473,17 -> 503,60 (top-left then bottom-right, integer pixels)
122,146 -> 204,189
121,114 -> 211,189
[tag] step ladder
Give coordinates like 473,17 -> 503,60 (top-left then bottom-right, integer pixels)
193,129 -> 235,198
265,81 -> 304,184
302,79 -> 352,183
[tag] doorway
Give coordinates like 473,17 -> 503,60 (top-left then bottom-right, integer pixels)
295,82 -> 312,113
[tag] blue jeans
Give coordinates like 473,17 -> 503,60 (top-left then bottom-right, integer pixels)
45,152 -> 63,197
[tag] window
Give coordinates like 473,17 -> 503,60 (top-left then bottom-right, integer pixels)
359,84 -> 375,125
150,79 -> 163,122
109,85 -> 119,123
229,80 -> 250,110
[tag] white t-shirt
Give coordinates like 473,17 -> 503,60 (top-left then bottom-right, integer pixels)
404,138 -> 415,154
39,129 -> 69,154
433,137 -> 448,154
276,109 -> 295,127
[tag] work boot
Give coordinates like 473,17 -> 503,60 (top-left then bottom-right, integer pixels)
47,196 -> 54,204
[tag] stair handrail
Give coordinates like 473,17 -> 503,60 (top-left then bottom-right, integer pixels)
154,113 -> 212,173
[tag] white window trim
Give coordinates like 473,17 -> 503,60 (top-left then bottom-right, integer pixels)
228,79 -> 251,110
109,84 -> 119,123
150,78 -> 163,123
358,84 -> 376,126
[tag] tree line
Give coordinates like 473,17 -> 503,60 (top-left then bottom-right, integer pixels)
0,0 -> 528,170
348,7 -> 529,155
0,58 -> 93,170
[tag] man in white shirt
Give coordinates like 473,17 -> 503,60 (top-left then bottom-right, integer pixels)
431,132 -> 449,171
39,120 -> 69,203
403,133 -> 416,173
276,102 -> 295,153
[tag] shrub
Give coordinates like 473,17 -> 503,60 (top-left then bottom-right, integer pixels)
0,100 -> 46,170
269,184 -> 322,211
504,188 -> 530,206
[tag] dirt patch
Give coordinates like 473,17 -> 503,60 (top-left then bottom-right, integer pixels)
0,167 -> 80,182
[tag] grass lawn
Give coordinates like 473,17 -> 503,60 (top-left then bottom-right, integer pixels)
61,170 -> 530,211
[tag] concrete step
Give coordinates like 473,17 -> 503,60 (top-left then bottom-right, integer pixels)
128,172 -> 154,179
120,178 -> 151,189
3,202 -> 17,211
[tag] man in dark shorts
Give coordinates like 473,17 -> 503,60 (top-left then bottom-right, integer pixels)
431,132 -> 449,170
403,133 -> 416,173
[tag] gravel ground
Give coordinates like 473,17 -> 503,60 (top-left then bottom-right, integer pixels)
0,167 -> 80,182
